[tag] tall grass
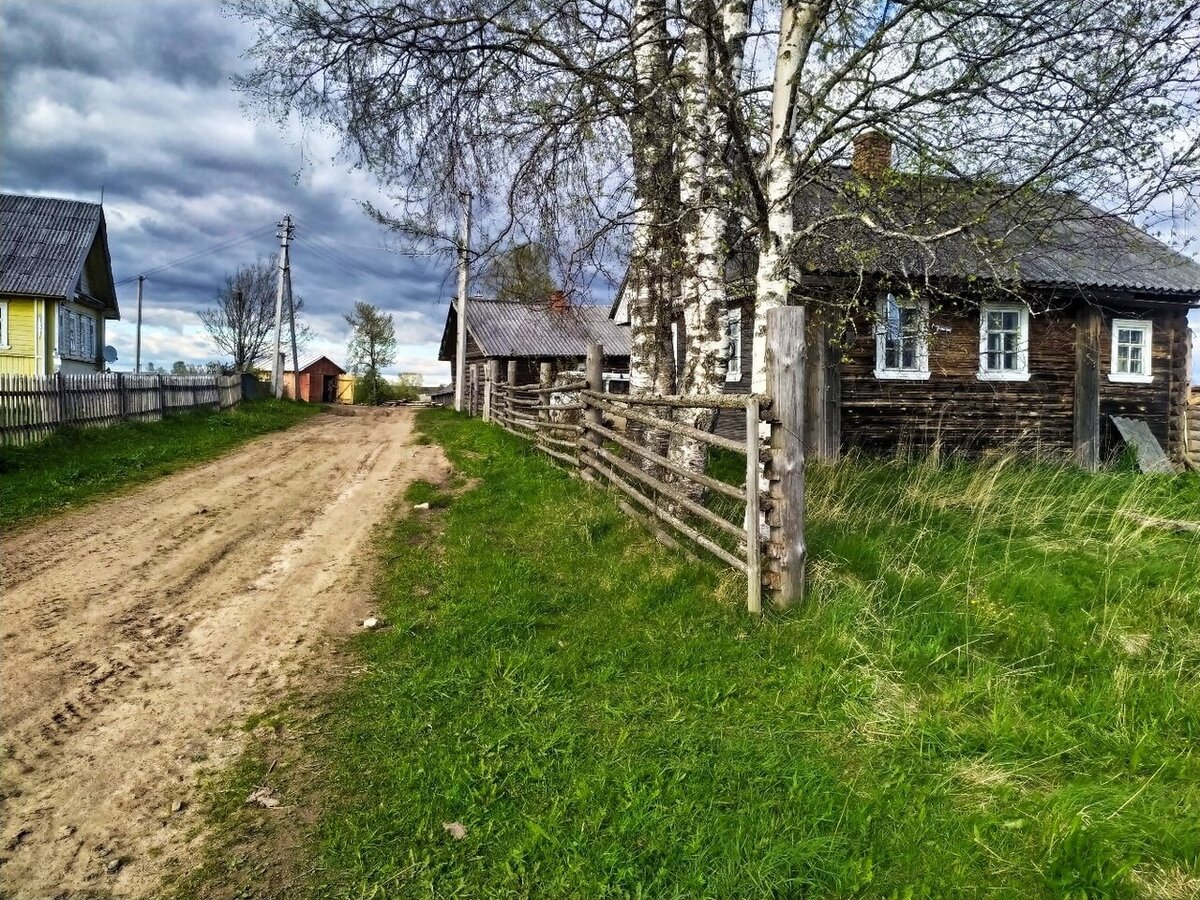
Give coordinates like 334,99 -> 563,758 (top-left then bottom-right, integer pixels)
187,411 -> 1200,899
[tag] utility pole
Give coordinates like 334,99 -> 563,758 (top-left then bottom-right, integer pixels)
454,192 -> 471,413
271,214 -> 294,398
135,274 -> 145,373
286,263 -> 299,391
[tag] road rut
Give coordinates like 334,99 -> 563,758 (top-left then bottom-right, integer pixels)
0,407 -> 447,897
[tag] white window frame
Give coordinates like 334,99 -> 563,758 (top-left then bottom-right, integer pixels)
978,303 -> 1031,381
725,306 -> 743,382
1108,318 -> 1153,384
874,292 -> 930,380
0,300 -> 8,348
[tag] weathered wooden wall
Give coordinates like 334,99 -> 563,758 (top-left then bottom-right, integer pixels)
692,297 -> 1192,465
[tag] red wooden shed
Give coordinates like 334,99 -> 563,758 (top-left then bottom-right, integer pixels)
283,355 -> 346,403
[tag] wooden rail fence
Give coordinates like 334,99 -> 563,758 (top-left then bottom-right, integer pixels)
484,308 -> 807,612
0,372 -> 243,446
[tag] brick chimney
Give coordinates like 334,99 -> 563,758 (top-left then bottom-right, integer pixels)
851,131 -> 893,180
549,290 -> 569,312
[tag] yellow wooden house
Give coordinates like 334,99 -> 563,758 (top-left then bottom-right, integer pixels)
1,194 -> 121,375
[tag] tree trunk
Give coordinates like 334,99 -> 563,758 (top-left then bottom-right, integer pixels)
671,0 -> 750,495
628,0 -> 678,469
752,1 -> 824,396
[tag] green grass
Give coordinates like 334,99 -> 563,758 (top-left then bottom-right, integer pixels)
0,399 -> 320,530
190,408 -> 1200,899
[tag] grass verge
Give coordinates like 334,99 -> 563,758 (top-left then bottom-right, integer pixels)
0,399 -> 320,531
186,408 -> 1200,899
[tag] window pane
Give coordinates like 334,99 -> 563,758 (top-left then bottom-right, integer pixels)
987,311 -> 1003,331
1129,346 -> 1143,373
1001,311 -> 1018,331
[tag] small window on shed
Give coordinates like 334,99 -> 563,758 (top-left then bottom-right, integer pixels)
1109,318 -> 1153,383
874,292 -> 929,379
725,306 -> 743,382
978,303 -> 1030,381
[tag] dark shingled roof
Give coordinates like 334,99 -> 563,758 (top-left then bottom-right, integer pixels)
791,171 -> 1200,296
0,194 -> 119,315
439,299 -> 631,361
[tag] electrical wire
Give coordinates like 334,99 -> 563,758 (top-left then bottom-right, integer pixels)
115,224 -> 278,285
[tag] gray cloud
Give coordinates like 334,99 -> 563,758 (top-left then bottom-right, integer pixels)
0,0 -> 453,382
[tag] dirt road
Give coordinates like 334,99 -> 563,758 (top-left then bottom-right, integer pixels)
0,407 -> 447,897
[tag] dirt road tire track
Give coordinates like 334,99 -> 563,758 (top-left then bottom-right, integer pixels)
0,407 -> 447,897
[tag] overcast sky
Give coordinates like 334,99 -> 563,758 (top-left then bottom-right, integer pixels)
1,0 -> 456,384
1,1 -> 1196,384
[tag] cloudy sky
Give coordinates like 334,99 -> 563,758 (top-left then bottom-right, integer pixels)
1,0 -> 456,384
1,1 -> 1197,384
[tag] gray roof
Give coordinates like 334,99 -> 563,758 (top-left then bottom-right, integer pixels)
285,354 -> 346,374
791,171 -> 1200,296
440,299 -> 631,360
1,195 -> 119,313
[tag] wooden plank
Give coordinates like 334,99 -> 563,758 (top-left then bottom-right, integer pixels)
590,421 -> 745,501
589,396 -> 747,453
1073,305 -> 1102,471
745,397 -> 762,615
483,359 -> 498,422
582,449 -> 748,571
587,443 -> 746,541
579,388 -> 754,411
765,306 -> 806,607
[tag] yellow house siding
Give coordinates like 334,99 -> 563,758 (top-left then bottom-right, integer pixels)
0,296 -> 40,374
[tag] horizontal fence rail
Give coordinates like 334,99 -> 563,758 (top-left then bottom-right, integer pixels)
484,346 -> 776,614
0,372 -> 243,446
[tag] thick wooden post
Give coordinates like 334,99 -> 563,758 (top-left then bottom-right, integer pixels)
764,307 -> 806,607
745,397 -> 762,614
539,361 -> 553,423
1073,305 -> 1102,471
506,359 -> 518,386
157,373 -> 166,420
483,359 -> 498,422
583,344 -> 603,469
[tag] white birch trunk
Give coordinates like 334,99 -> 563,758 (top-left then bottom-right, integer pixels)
671,0 -> 751,489
752,1 -> 813,396
627,0 -> 676,468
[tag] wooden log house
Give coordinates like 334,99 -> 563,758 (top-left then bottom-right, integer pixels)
613,135 -> 1200,466
438,294 -> 632,411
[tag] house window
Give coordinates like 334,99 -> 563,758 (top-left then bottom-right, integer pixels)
725,306 -> 743,382
978,303 -> 1030,381
0,301 -> 8,348
874,292 -> 930,379
1109,318 -> 1153,383
56,305 -> 96,360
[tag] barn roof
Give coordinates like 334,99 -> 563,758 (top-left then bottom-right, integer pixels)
0,194 -> 120,316
285,354 -> 346,374
789,170 -> 1200,297
439,299 -> 631,361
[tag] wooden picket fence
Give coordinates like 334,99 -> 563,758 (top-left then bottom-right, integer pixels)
0,372 -> 243,446
483,308 -> 807,613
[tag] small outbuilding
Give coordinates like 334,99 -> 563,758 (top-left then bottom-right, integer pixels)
283,355 -> 346,403
438,295 -> 632,412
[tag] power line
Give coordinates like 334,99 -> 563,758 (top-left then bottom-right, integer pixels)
115,224 -> 277,285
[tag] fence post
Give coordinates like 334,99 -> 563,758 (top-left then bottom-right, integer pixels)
157,373 -> 166,420
483,360 -> 498,422
745,396 -> 762,614
538,362 -> 553,424
506,360 -> 518,424
764,306 -> 806,607
117,372 -> 127,421
55,371 -> 66,426
582,343 -> 603,472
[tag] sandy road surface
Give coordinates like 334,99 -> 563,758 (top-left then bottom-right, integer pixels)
0,407 -> 447,898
